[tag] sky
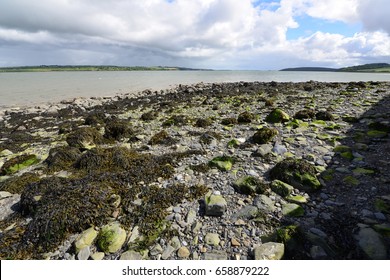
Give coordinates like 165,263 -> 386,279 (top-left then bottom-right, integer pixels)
0,0 -> 389,70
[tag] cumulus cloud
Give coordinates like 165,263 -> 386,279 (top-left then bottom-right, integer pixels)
0,0 -> 388,68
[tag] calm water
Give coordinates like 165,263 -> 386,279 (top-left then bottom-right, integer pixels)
1,70 -> 390,108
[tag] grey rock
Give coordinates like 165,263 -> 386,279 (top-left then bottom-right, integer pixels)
0,194 -> 20,221
232,206 -> 259,221
309,228 -> 327,238
161,245 -> 176,260
256,144 -> 273,157
361,209 -> 374,218
310,246 -> 328,260
150,244 -> 163,256
253,195 -> 276,212
204,191 -> 227,217
77,246 -> 91,260
120,250 -> 143,260
205,233 -> 220,246
272,144 -> 287,155
356,227 -> 387,259
374,212 -> 387,221
203,250 -> 228,260
186,209 -> 197,224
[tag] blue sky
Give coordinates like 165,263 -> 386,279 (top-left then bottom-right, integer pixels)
0,0 -> 389,69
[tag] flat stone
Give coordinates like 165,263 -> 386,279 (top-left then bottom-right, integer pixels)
271,180 -> 294,197
231,238 -> 241,247
203,250 -> 228,260
253,195 -> 276,212
97,223 -> 127,253
374,212 -> 387,221
186,209 -> 197,224
0,191 -> 12,199
205,233 -> 220,246
150,244 -> 163,256
309,228 -> 327,238
120,250 -> 143,260
170,236 -> 181,250
254,242 -> 285,260
232,205 -> 259,221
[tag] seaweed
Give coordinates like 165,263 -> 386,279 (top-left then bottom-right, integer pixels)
0,154 -> 40,176
45,146 -> 82,172
66,127 -> 104,150
0,172 -> 40,194
148,130 -> 177,145
252,127 -> 278,144
104,119 -> 134,141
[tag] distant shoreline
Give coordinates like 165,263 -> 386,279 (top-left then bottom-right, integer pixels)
0,65 -> 212,73
280,63 -> 390,73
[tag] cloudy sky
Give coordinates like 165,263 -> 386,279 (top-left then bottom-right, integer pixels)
0,0 -> 389,69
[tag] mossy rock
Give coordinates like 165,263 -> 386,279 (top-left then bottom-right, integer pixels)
368,122 -> 389,133
227,139 -> 240,148
343,175 -> 360,186
252,127 -> 278,144
374,199 -> 390,214
199,131 -> 222,145
373,224 -> 390,237
66,127 -> 104,150
367,130 -> 388,138
237,111 -> 255,123
97,223 -> 127,253
265,109 -> 290,123
353,168 -> 375,175
234,176 -> 268,195
104,119 -> 134,141
282,203 -> 304,217
204,191 -> 227,217
334,145 -> 351,153
294,109 -> 315,120
84,112 -> 106,126
0,154 -> 40,175
270,180 -> 294,197
286,195 -> 307,204
208,156 -> 234,171
148,130 -> 177,145
269,158 -> 321,192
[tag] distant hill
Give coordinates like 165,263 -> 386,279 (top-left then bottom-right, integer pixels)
280,67 -> 336,72
281,63 -> 390,73
0,65 -> 212,72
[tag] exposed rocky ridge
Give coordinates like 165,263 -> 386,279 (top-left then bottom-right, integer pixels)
0,81 -> 389,260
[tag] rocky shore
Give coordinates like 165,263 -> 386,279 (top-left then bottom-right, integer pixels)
0,81 -> 389,260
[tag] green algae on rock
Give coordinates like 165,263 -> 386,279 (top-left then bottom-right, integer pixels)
208,156 -> 234,171
282,203 -> 305,217
253,242 -> 285,260
265,109 -> 290,123
204,191 -> 227,217
97,223 -> 127,253
0,154 -> 40,175
234,176 -> 268,195
270,180 -> 294,197
237,111 -> 255,123
269,158 -> 321,192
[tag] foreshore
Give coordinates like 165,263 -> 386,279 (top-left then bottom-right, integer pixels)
0,81 -> 389,260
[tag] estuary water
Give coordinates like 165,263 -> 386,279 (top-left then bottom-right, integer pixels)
1,70 -> 390,108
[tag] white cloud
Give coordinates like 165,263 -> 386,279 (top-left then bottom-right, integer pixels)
0,0 -> 388,68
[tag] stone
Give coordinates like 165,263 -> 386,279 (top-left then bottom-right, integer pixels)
170,236 -> 181,250
0,191 -> 12,199
208,156 -> 234,171
77,246 -> 91,260
232,205 -> 259,221
253,195 -> 276,212
255,144 -> 273,157
0,194 -> 20,221
205,233 -> 220,246
120,250 -> 143,260
177,246 -> 191,258
310,246 -> 328,260
204,191 -> 227,217
271,180 -> 294,197
272,144 -> 287,155
161,245 -> 176,260
0,154 -> 40,175
128,226 -> 140,243
231,238 -> 241,247
74,227 -> 98,253
91,252 -> 105,260
150,244 -> 163,256
282,203 -> 304,217
186,209 -> 197,224
97,223 -> 127,253
254,242 -> 285,260
265,109 -> 290,123
286,195 -> 307,204
203,250 -> 228,260
233,176 -> 268,195
356,227 -> 387,259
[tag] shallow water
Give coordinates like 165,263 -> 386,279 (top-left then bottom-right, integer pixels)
1,70 -> 390,108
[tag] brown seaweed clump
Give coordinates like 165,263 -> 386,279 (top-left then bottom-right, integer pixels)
0,172 -> 41,194
104,119 -> 134,141
0,154 -> 40,176
45,146 -> 82,172
148,130 -> 177,145
294,109 -> 316,120
66,127 -> 104,150
252,127 -> 278,144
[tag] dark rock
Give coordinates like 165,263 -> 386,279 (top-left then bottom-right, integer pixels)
252,128 -> 278,144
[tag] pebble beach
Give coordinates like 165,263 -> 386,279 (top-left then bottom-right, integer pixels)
0,80 -> 389,260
